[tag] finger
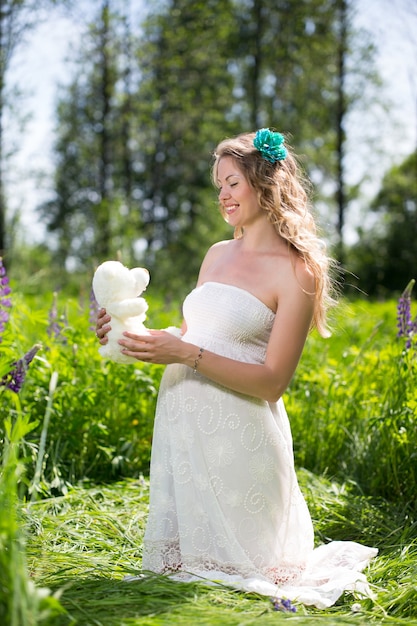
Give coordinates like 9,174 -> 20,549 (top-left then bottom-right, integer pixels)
119,337 -> 151,357
147,329 -> 163,335
97,315 -> 111,328
120,348 -> 148,361
122,332 -> 150,343
97,323 -> 111,336
119,338 -> 146,351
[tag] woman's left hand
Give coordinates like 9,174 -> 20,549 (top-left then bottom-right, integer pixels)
118,330 -> 186,364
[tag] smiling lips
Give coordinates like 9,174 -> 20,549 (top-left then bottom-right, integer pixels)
225,204 -> 239,215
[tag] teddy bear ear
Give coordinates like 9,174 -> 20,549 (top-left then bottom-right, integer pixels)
130,267 -> 150,289
95,260 -> 125,278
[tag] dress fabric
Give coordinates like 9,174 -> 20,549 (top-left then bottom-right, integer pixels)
141,282 -> 377,609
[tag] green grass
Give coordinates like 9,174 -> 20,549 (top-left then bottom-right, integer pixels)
26,475 -> 417,625
2,288 -> 417,623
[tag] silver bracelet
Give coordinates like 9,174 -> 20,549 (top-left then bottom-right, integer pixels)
193,347 -> 204,374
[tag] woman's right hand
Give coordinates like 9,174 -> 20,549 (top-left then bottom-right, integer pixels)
96,308 -> 111,345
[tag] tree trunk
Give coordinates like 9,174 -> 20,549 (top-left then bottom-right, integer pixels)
96,0 -> 112,259
0,9 -> 6,257
336,0 -> 347,265
250,0 -> 263,130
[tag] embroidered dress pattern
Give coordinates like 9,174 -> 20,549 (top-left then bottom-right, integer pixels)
142,282 -> 377,608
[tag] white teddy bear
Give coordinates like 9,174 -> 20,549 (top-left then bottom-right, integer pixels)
92,260 -> 150,364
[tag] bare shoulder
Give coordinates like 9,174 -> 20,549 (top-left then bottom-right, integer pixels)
293,254 -> 316,295
207,239 -> 233,256
197,239 -> 233,284
277,250 -> 315,300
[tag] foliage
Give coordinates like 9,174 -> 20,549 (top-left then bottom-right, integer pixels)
347,150 -> 417,296
35,0 -> 383,289
0,0 -> 70,256
1,281 -> 417,522
287,297 -> 417,510
0,260 -> 70,623
1,287 -> 182,495
39,2 -> 129,269
0,389 -> 66,624
39,0 -> 236,291
1,272 -> 417,622
132,0 -> 238,296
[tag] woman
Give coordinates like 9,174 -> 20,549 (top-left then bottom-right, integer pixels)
96,129 -> 377,608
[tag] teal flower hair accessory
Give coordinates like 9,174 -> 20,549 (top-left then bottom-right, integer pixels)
253,128 -> 287,163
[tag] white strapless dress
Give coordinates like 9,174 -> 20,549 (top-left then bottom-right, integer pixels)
141,282 -> 377,608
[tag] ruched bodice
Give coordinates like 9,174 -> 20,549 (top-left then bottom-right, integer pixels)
182,282 -> 275,363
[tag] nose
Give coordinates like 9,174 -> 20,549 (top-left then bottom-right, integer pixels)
218,187 -> 230,202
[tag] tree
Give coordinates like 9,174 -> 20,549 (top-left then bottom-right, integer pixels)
130,0 -> 238,294
41,0 -> 237,292
0,0 -> 67,258
348,151 -> 417,295
40,0 -> 382,292
40,0 -> 129,270
335,0 -> 348,263
111,0 -> 380,288
232,0 -> 380,260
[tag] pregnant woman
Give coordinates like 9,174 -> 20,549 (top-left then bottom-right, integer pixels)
96,129 -> 377,608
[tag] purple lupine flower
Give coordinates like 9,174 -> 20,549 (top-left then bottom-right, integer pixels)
0,257 -> 12,340
89,287 -> 99,331
270,597 -> 297,613
1,344 -> 41,393
397,279 -> 416,349
47,292 -> 68,344
47,292 -> 62,339
412,313 -> 417,338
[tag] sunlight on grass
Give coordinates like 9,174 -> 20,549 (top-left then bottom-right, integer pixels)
26,476 -> 417,625
2,290 -> 417,624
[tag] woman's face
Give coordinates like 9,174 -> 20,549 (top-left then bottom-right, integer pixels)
216,157 -> 261,229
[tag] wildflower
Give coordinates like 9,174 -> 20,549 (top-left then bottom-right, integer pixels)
397,279 -> 416,349
47,292 -> 68,344
351,602 -> 362,613
89,287 -> 99,331
47,292 -> 62,339
1,344 -> 41,393
0,256 -> 12,340
270,597 -> 297,613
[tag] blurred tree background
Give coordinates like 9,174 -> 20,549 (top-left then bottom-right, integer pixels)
1,0 -> 416,299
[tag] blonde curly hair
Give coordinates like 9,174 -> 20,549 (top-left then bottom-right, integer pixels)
212,131 -> 336,337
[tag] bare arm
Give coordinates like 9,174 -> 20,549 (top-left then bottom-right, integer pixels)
98,242 -> 315,402
119,265 -> 315,403
182,279 -> 313,402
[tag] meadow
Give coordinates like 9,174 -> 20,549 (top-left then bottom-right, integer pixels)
1,268 -> 417,625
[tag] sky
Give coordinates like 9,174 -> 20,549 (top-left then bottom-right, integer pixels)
5,0 -> 417,246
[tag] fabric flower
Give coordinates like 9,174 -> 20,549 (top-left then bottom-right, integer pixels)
253,128 -> 287,163
249,452 -> 274,484
206,436 -> 235,467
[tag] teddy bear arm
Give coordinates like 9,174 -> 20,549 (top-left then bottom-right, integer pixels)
108,298 -> 148,318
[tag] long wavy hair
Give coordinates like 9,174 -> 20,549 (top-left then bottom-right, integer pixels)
212,131 -> 336,337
